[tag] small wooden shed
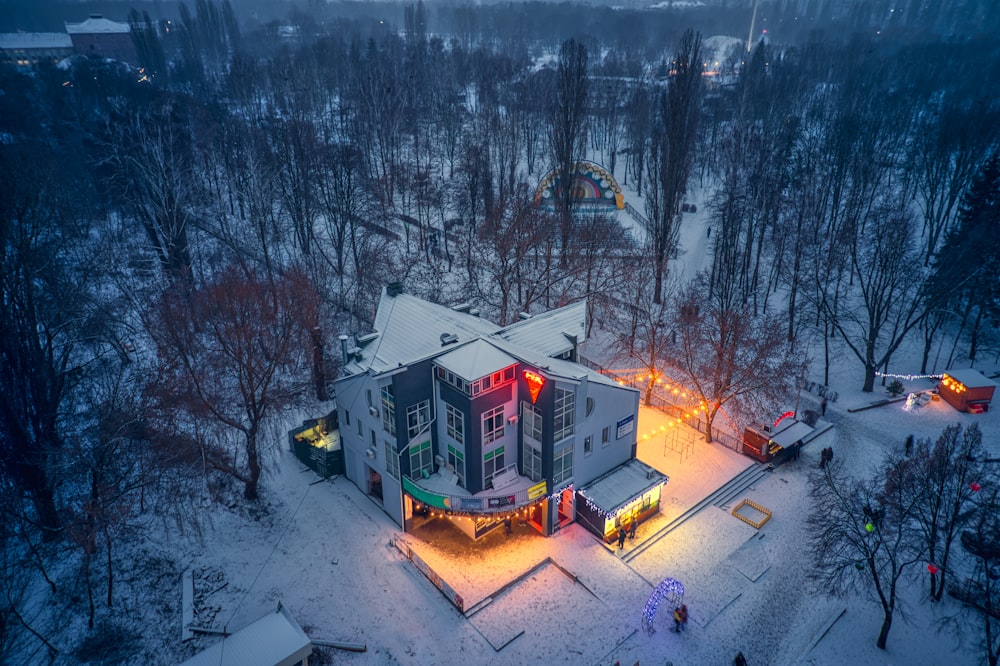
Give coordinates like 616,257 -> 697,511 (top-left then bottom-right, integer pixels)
742,417 -> 814,463
939,369 -> 997,414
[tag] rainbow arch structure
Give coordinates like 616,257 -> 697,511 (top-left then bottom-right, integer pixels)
533,160 -> 624,211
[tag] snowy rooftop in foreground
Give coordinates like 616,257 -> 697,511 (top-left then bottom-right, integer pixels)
179,603 -> 311,666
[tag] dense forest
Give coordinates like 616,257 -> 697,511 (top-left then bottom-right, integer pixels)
2,0 -> 1000,661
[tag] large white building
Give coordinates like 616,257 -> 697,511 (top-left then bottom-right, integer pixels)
334,284 -> 667,541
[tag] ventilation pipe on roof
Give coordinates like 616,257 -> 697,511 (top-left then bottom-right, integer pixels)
386,282 -> 403,297
339,335 -> 350,365
440,333 -> 459,346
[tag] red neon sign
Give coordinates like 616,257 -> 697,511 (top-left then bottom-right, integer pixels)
523,370 -> 545,404
773,411 -> 796,428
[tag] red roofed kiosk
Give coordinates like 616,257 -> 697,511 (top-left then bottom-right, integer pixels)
938,369 -> 996,414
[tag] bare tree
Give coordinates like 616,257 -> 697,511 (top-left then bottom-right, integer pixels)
807,461 -> 924,650
0,142 -> 99,539
465,184 -> 560,325
148,268 -> 306,500
103,98 -> 203,289
645,29 -> 702,304
825,201 -> 930,392
954,487 -> 1000,666
548,38 -> 588,266
885,423 -> 987,602
671,274 -> 803,443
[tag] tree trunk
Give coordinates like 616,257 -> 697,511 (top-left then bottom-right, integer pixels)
876,611 -> 892,650
863,362 -> 876,393
245,429 -> 261,501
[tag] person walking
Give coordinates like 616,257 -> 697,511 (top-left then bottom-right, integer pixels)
628,519 -> 637,540
679,603 -> 688,631
617,525 -> 627,549
734,651 -> 747,666
820,397 -> 827,416
672,607 -> 683,633
504,516 -> 512,535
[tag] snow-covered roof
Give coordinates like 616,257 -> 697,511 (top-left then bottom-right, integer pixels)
180,603 -> 311,666
435,339 -> 517,380
65,16 -> 130,35
578,459 -> 668,516
341,291 -> 630,398
345,289 -> 500,374
0,32 -> 73,49
769,420 -> 813,448
944,368 -> 997,389
493,300 -> 587,359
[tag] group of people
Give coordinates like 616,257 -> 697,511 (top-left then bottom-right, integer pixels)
819,446 -> 835,468
616,519 -> 638,548
672,603 -> 689,632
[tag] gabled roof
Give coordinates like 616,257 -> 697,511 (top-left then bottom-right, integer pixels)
343,290 -> 499,375
488,336 -> 625,389
494,300 -> 587,359
944,368 -> 997,389
65,16 -> 130,35
435,339 -> 517,380
180,603 -> 312,666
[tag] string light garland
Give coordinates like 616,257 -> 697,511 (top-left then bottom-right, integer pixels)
641,577 -> 685,635
411,485 -> 572,522
875,372 -> 944,381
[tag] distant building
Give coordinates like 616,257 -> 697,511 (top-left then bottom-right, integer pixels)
65,14 -> 136,65
334,284 -> 668,542
0,32 -> 73,68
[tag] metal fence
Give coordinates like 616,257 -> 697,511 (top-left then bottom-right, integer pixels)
580,355 -> 743,452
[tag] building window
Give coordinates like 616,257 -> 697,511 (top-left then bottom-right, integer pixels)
602,426 -> 610,446
522,402 -> 542,441
521,401 -> 542,481
381,385 -> 396,435
484,445 -> 505,485
446,403 -> 464,445
344,410 -> 351,427
447,444 -> 465,486
523,439 -> 542,481
586,397 -> 595,416
410,440 -> 433,478
483,406 -> 504,444
584,435 -> 593,456
554,388 -> 575,442
357,419 -> 363,436
384,441 -> 399,479
553,445 -> 573,484
407,400 -> 431,439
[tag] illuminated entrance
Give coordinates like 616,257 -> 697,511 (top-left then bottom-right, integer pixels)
575,459 -> 668,543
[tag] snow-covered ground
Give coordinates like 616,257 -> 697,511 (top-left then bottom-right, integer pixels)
170,381 -> 997,665
164,143 -> 1000,666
